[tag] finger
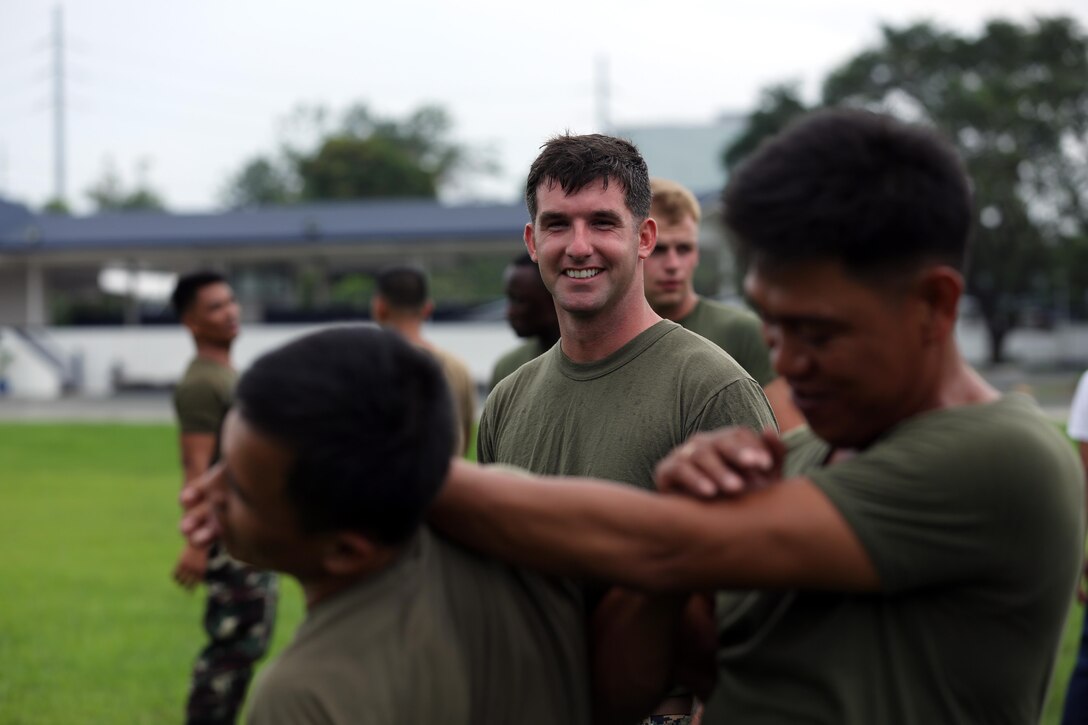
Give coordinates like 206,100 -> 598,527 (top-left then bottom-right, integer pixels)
656,453 -> 718,498
686,444 -> 750,495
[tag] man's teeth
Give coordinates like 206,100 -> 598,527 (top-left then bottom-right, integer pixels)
565,269 -> 601,279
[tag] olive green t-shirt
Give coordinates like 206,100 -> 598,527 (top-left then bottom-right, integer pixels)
173,357 -> 236,435
479,320 -> 777,489
247,529 -> 589,725
488,339 -> 553,392
708,395 -> 1085,725
677,297 -> 775,387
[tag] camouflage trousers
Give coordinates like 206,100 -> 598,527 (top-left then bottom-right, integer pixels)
642,716 -> 692,725
185,542 -> 278,725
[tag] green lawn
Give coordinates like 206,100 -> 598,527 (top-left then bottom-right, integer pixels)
0,423 -> 305,724
0,422 -> 1082,723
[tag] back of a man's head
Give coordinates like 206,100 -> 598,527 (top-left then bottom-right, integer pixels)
375,265 -> 429,315
234,325 -> 455,545
525,133 -> 651,223
172,270 -> 226,319
723,108 -> 973,280
651,178 -> 702,225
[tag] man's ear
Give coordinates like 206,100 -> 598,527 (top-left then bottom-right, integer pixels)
524,223 -> 538,262
321,530 -> 389,577
371,295 -> 388,323
637,217 -> 657,260
422,300 -> 435,320
915,265 -> 963,344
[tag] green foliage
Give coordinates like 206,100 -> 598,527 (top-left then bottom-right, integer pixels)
41,197 -> 71,215
722,83 -> 809,172
220,156 -> 295,208
221,103 -> 492,207
86,159 -> 167,212
0,424 -> 304,723
724,16 -> 1088,363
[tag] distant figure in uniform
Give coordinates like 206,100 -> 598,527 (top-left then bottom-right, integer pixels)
645,177 -> 804,432
183,326 -> 590,725
372,265 -> 475,457
489,253 -> 560,392
171,270 -> 276,725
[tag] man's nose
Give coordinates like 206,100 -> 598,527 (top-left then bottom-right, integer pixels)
767,328 -> 813,380
567,222 -> 592,258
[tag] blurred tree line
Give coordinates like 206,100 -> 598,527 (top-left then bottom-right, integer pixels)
722,15 -> 1088,364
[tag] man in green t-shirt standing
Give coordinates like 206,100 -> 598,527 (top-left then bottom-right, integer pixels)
488,252 -> 559,392
435,110 -> 1085,724
644,177 -> 804,432
478,133 -> 776,722
181,326 -> 589,725
171,271 -> 276,725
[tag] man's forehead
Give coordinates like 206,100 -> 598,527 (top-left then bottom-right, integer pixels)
536,176 -> 626,204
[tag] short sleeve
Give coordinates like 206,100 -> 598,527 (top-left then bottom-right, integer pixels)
1068,371 -> 1088,442
173,380 -> 229,434
807,412 -> 1081,593
688,377 -> 778,437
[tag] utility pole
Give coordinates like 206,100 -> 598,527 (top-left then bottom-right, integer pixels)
595,54 -> 611,134
52,5 -> 66,204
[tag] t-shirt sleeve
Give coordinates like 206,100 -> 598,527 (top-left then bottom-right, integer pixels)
727,316 -> 776,387
806,416 -> 1079,593
1068,371 -> 1088,442
173,380 -> 228,434
688,377 -> 778,437
247,672 -> 333,725
476,396 -> 497,465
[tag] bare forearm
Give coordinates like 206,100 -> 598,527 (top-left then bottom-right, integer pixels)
433,461 -> 692,590
592,588 -> 685,725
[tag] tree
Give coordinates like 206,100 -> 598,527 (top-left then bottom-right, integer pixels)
220,103 -> 492,207
722,83 -> 809,172
86,159 -> 166,212
724,16 -> 1088,363
219,156 -> 295,208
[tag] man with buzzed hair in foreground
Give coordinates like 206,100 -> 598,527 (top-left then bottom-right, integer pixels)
435,109 -> 1085,724
184,326 -> 590,725
646,177 -> 804,431
489,252 -> 560,391
372,265 -> 476,457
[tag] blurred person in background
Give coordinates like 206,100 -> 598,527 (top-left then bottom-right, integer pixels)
171,270 -> 277,725
488,252 -> 560,392
372,265 -> 475,457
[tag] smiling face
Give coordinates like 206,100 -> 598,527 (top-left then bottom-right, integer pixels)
644,214 -> 700,319
745,259 -> 939,449
524,178 -> 656,323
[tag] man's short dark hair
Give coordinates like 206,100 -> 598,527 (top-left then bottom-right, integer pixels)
235,325 -> 455,545
723,108 -> 973,279
375,265 -> 429,310
171,271 -> 226,318
525,134 -> 652,223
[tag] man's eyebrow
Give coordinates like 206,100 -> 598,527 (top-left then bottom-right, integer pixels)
538,211 -> 569,225
589,210 -> 623,223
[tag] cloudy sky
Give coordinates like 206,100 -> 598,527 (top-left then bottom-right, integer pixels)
1,0 -> 1085,213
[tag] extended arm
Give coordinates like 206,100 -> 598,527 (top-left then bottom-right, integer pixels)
173,432 -> 217,589
432,459 -> 878,592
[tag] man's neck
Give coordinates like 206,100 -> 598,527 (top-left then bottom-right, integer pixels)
194,340 -> 232,368
382,319 -> 428,349
654,292 -> 700,323
558,298 -> 662,363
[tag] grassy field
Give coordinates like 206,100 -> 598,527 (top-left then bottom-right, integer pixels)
0,423 -> 305,724
0,422 -> 1082,723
